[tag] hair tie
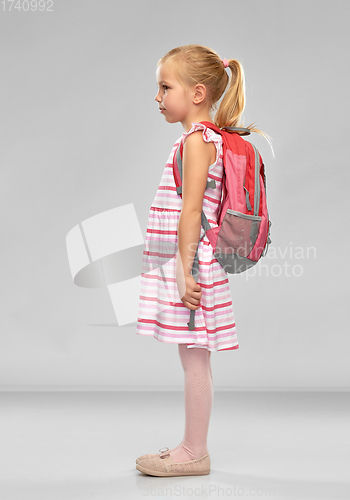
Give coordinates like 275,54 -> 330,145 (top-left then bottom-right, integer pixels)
222,58 -> 229,68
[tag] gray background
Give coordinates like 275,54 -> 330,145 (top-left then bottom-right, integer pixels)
1,0 -> 348,390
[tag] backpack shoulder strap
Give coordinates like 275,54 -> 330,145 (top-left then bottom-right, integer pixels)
173,123 -> 220,198
198,121 -> 222,135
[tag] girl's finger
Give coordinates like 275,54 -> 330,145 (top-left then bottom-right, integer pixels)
183,300 -> 201,310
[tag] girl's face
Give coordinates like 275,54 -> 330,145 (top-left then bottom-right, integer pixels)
155,62 -> 193,126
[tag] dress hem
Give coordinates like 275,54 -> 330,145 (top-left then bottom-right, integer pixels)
136,330 -> 239,353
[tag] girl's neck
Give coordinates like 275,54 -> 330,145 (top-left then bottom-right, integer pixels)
181,112 -> 214,132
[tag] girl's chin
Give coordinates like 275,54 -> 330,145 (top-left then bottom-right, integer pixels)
163,116 -> 180,124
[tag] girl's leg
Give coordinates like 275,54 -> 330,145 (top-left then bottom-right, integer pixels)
168,344 -> 213,463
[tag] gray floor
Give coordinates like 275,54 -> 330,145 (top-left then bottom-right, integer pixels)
0,391 -> 349,500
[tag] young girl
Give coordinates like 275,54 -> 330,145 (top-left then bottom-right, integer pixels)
135,44 -> 265,477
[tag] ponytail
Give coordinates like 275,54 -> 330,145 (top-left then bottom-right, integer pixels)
215,59 -> 245,130
214,59 -> 273,149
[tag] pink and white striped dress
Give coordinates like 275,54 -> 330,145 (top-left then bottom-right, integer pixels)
136,123 -> 239,352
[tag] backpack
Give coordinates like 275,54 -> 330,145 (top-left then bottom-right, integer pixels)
173,121 -> 272,330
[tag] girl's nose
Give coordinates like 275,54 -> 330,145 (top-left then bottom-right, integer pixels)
155,92 -> 161,103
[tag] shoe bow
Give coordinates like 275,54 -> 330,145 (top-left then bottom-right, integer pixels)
159,446 -> 170,459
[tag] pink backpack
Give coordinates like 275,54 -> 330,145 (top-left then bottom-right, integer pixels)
173,121 -> 272,329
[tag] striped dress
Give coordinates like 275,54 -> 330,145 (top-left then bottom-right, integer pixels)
136,123 -> 239,352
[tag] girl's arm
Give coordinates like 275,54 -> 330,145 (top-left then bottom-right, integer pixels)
176,131 -> 216,279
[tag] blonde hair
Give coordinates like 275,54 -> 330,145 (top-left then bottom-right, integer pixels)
158,44 -> 271,145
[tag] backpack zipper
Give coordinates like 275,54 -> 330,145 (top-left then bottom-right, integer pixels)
243,186 -> 252,211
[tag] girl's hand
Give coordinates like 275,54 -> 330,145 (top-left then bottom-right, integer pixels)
176,272 -> 202,311
182,275 -> 202,310
175,250 -> 202,310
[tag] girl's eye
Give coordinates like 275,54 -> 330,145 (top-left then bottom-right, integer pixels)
163,85 -> 169,90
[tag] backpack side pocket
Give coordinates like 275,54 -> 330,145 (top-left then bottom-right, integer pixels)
213,209 -> 262,273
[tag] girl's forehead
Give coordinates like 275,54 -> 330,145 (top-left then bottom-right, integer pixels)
156,62 -> 176,83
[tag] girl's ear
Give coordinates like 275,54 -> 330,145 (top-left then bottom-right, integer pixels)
193,84 -> 207,104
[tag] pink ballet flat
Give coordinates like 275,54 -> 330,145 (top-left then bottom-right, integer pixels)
136,447 -> 211,477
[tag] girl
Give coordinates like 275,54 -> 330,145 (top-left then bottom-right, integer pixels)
135,44 -> 266,477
